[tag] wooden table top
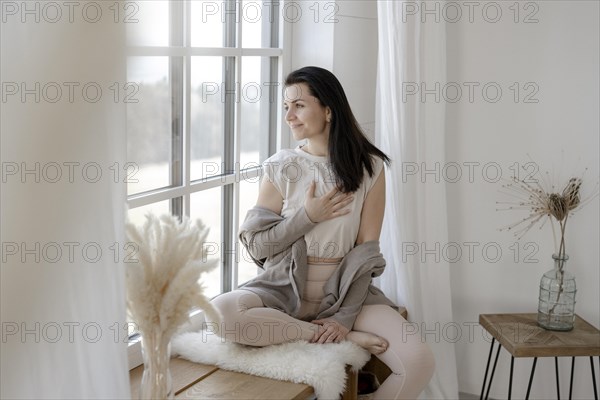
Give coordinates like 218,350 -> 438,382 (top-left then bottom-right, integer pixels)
479,313 -> 600,358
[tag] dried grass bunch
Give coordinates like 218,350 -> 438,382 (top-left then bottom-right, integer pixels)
125,214 -> 220,345
497,159 -> 599,264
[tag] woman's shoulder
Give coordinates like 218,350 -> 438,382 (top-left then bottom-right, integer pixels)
363,154 -> 386,192
263,148 -> 298,165
261,148 -> 312,186
263,147 -> 320,169
368,154 -> 385,176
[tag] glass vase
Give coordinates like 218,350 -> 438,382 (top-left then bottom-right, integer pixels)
140,333 -> 174,400
537,253 -> 576,331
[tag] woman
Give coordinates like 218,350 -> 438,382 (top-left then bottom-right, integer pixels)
208,66 -> 435,399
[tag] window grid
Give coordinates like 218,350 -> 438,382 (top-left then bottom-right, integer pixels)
127,0 -> 282,293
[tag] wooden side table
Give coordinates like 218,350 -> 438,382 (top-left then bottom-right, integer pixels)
479,313 -> 600,400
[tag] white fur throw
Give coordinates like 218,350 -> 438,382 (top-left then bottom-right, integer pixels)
172,331 -> 371,399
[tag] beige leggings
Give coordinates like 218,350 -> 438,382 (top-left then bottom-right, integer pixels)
206,264 -> 435,399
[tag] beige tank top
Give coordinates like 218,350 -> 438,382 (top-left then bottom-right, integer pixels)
262,145 -> 384,259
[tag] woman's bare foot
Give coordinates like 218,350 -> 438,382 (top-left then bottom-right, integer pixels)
346,331 -> 388,355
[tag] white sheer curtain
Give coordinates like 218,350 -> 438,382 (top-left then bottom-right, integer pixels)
1,5 -> 129,399
375,2 -> 459,398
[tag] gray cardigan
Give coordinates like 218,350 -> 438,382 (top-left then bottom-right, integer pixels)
238,205 -> 398,330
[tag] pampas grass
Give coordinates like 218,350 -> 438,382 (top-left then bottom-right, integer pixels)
125,214 -> 219,399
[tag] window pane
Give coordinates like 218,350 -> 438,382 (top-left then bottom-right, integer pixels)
190,188 -> 223,299
240,57 -> 274,169
127,201 -> 171,226
241,0 -> 276,48
191,0 -> 225,47
127,57 -> 173,195
237,178 -> 261,286
191,57 -> 225,181
126,1 -> 169,47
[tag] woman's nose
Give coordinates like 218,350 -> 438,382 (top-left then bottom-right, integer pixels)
285,108 -> 295,121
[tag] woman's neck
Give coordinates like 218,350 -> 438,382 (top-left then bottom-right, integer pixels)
303,140 -> 328,157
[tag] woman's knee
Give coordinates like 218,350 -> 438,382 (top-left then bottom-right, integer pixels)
385,342 -> 435,393
207,290 -> 262,325
397,314 -> 435,375
401,340 -> 435,379
358,306 -> 435,379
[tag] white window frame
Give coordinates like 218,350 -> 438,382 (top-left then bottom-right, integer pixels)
126,0 -> 293,370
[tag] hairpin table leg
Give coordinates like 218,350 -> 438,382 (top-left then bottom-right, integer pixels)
525,357 -> 537,400
569,357 -> 575,400
480,338 -> 495,400
484,342 -> 502,400
555,357 -> 561,400
508,356 -> 514,400
591,356 -> 598,400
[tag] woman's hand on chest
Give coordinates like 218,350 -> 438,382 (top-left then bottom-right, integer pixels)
304,181 -> 354,223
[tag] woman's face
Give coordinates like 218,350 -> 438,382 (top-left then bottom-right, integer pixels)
283,83 -> 331,142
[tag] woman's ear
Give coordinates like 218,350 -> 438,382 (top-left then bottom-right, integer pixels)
326,107 -> 332,123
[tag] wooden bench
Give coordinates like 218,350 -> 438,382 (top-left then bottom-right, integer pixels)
130,359 -> 359,399
130,307 -> 407,399
130,358 -> 317,399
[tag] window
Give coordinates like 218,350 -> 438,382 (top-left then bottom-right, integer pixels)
126,0 -> 284,303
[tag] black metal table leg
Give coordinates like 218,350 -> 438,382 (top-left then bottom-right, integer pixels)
508,356 -> 514,400
525,357 -> 538,400
591,356 -> 598,400
480,338 -> 495,400
569,357 -> 575,400
556,357 -> 561,400
484,342 -> 502,400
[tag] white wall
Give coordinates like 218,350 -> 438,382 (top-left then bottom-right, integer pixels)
446,1 -> 599,398
289,0 -> 378,142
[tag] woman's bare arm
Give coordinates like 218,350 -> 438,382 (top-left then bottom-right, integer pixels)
355,168 -> 386,245
255,175 -> 284,215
